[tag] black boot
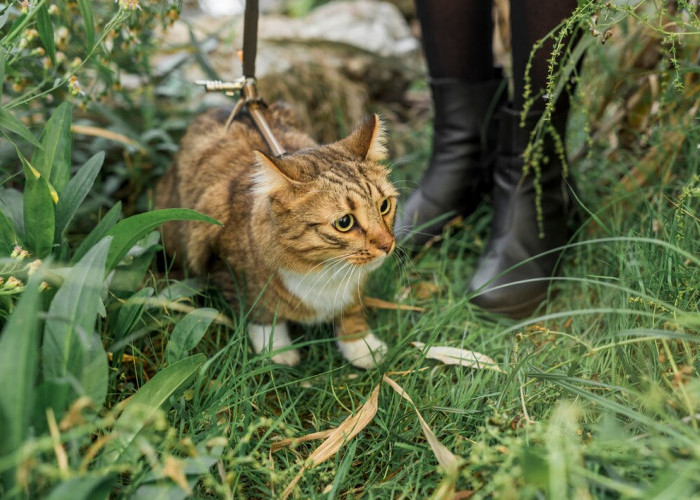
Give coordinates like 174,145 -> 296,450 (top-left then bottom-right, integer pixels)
467,106 -> 575,318
396,78 -> 505,246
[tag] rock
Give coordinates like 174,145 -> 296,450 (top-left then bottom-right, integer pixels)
258,0 -> 419,58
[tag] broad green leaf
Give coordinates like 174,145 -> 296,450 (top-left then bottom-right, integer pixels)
0,48 -> 5,100
0,6 -> 10,32
42,237 -> 111,413
0,272 -> 44,488
32,380 -> 70,436
166,308 -> 218,365
132,482 -> 188,500
0,188 -> 24,239
55,151 -> 104,240
110,248 -> 158,293
80,334 -> 109,408
0,209 -> 18,255
45,473 -> 115,500
22,156 -> 55,258
77,0 -> 95,50
105,209 -> 220,270
71,201 -> 121,264
133,441 -> 224,500
36,4 -> 56,64
102,354 -> 206,464
32,101 -> 72,193
0,106 -> 41,148
110,231 -> 160,293
112,287 -> 154,345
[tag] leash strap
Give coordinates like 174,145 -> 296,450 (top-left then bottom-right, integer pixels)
196,0 -> 287,157
242,0 -> 258,78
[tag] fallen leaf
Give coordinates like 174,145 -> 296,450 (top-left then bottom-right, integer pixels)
281,384 -> 380,499
412,342 -> 504,373
383,375 -> 459,474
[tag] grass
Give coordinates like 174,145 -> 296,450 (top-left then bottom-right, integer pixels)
1,1 -> 700,498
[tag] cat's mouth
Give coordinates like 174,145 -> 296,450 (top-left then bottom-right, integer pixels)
351,254 -> 387,272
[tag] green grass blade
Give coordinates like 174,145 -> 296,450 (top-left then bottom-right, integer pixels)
45,473 -> 115,500
0,208 -> 18,255
36,4 -> 55,64
32,101 -> 72,193
22,156 -> 55,258
71,201 -> 122,264
0,273 -> 43,488
102,354 -> 207,465
104,208 -> 221,270
165,308 -> 218,365
42,237 -> 111,412
0,106 -> 41,148
533,373 -> 699,447
328,439 -> 357,499
76,0 -> 95,50
54,151 -> 104,241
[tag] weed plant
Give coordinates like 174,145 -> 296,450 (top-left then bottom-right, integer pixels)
1,0 -> 700,498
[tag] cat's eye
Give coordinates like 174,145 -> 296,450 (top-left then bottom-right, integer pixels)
379,198 -> 391,215
334,214 -> 355,232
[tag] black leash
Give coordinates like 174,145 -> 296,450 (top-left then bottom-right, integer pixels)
242,0 -> 258,79
195,0 -> 286,157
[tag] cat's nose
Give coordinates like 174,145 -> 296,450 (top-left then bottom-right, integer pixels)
373,233 -> 395,254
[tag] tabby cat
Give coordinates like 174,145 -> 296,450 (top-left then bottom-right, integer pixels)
156,105 -> 397,368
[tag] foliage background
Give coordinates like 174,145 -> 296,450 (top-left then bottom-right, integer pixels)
0,0 -> 699,498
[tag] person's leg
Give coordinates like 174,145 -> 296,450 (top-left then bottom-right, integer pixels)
397,0 -> 505,245
468,0 -> 579,317
510,0 -> 577,112
414,0 -> 494,83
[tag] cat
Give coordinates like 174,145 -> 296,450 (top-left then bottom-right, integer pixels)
156,104 -> 397,369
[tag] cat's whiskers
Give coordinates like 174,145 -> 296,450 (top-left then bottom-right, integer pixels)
392,221 -> 453,241
333,261 -> 362,317
391,245 -> 415,289
308,258 -> 351,296
286,253 -> 354,313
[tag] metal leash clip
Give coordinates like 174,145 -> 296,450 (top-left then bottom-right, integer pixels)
192,0 -> 286,157
194,78 -> 247,97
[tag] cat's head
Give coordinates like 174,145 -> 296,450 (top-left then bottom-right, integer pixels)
251,114 -> 398,274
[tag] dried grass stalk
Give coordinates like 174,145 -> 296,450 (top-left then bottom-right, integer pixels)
271,429 -> 335,453
363,296 -> 425,312
281,384 -> 380,499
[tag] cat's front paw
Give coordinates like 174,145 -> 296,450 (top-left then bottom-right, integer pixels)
271,348 -> 301,367
248,322 -> 301,367
337,333 -> 387,369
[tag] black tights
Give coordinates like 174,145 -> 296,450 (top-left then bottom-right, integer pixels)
414,0 -> 577,110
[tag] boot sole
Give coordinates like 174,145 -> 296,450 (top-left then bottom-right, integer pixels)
472,291 -> 547,319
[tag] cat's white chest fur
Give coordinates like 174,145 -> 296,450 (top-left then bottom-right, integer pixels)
279,263 -> 373,322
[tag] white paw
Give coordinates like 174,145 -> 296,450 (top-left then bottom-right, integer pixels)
271,348 -> 301,367
248,322 -> 301,367
337,333 -> 387,369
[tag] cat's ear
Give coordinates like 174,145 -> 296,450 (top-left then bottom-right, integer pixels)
252,150 -> 300,196
340,114 -> 387,161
